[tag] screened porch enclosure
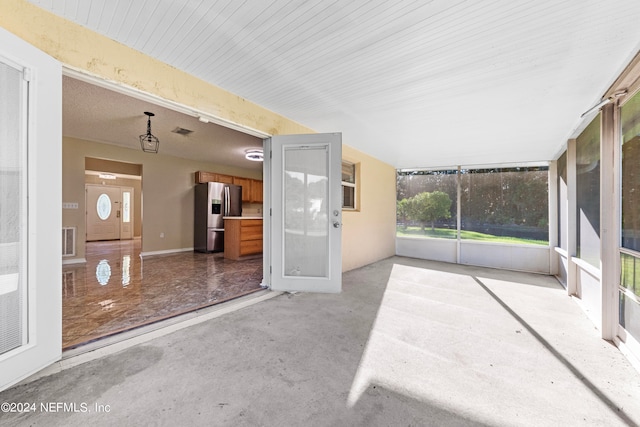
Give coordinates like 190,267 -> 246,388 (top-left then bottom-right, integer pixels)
395,70 -> 640,368
396,165 -> 552,274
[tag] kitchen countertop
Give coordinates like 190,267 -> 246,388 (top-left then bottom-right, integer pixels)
223,216 -> 263,220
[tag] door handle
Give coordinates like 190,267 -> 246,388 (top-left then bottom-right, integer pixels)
117,210 -> 121,218
224,187 -> 230,216
333,221 -> 340,228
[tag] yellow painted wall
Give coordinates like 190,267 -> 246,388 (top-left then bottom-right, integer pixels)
342,145 -> 397,271
3,0 -> 397,271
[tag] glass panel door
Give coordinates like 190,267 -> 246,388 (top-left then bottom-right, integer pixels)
0,58 -> 27,356
268,133 -> 342,293
0,26 -> 62,392
284,146 -> 330,278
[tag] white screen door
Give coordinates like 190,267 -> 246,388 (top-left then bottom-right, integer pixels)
267,133 -> 342,293
0,27 -> 62,392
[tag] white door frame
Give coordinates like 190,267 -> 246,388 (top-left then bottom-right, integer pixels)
264,133 -> 342,293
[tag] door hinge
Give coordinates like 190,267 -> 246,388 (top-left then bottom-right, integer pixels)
270,265 -> 272,274
270,208 -> 272,216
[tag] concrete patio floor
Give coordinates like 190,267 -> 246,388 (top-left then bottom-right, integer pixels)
1,256 -> 639,426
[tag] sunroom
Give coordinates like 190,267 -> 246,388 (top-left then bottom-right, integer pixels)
394,55 -> 640,371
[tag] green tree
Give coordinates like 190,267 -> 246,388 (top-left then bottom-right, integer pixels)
411,191 -> 452,231
396,198 -> 411,229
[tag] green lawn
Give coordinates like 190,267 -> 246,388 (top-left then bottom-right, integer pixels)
396,226 -> 549,246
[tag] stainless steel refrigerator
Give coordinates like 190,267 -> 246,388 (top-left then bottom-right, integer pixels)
194,182 -> 242,252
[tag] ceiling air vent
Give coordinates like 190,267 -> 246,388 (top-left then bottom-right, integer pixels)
171,127 -> 193,136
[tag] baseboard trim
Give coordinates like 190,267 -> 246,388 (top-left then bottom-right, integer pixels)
62,258 -> 86,265
140,247 -> 193,258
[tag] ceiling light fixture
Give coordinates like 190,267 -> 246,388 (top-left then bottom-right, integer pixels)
139,112 -> 159,153
245,149 -> 264,162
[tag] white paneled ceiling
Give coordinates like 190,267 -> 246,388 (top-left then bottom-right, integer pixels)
30,0 -> 640,168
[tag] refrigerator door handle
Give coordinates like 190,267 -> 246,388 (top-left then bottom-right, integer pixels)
224,187 -> 229,216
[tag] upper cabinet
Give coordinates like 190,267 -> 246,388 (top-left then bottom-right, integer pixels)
251,179 -> 263,203
196,171 -> 262,203
195,171 -> 234,185
233,177 -> 253,203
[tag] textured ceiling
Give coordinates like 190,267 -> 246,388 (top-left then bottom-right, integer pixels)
63,76 -> 264,171
31,0 -> 640,168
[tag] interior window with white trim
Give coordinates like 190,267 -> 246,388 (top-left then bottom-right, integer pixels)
342,161 -> 357,210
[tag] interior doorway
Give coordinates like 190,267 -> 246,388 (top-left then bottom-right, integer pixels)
60,76 -> 266,352
86,184 -> 135,241
85,158 -> 143,241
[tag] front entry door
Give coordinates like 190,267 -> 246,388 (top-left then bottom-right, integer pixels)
267,133 -> 342,293
86,185 -> 122,241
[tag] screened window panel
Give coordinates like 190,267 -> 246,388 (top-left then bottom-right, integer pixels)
576,114 -> 601,268
396,170 -> 457,239
620,90 -> 640,336
557,151 -> 568,250
460,168 -> 549,244
621,92 -> 640,252
620,293 -> 640,340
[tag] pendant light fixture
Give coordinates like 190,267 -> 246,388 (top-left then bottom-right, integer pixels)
139,111 -> 159,153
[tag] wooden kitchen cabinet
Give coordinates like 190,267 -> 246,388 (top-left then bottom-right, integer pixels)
250,179 -> 263,203
195,171 -> 263,203
224,219 -> 263,260
215,174 -> 234,184
195,171 -> 234,184
233,177 -> 253,202
194,171 -> 215,184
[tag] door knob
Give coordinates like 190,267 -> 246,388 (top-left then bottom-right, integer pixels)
333,221 -> 341,228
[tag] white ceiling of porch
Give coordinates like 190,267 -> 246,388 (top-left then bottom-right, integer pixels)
30,0 -> 640,168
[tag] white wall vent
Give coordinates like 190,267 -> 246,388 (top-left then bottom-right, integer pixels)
62,227 -> 76,257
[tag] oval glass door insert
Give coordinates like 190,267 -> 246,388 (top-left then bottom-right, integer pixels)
96,193 -> 112,220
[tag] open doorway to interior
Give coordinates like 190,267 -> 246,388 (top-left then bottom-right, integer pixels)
85,158 -> 142,242
61,75 -> 266,350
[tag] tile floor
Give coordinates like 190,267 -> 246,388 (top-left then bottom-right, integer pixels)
62,239 -> 263,349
